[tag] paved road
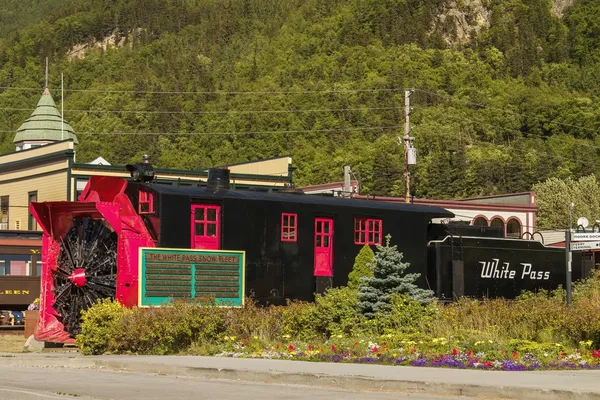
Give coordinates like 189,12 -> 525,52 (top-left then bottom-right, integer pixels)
0,366 -> 479,400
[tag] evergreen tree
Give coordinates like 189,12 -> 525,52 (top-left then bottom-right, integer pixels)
347,244 -> 375,290
358,235 -> 433,318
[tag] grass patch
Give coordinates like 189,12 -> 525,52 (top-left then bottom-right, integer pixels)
0,334 -> 25,353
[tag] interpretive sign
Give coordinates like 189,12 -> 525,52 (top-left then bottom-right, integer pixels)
572,232 -> 600,242
571,241 -> 600,251
138,248 -> 245,307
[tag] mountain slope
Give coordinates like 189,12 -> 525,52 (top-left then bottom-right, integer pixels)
0,0 -> 599,198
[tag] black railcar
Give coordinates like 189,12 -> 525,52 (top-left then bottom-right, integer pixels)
126,178 -> 452,304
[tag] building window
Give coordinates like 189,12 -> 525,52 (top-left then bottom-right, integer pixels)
490,217 -> 505,234
0,196 -> 7,230
354,218 -> 383,245
138,191 -> 154,214
281,213 -> 297,242
506,219 -> 522,238
473,217 -> 488,227
28,191 -> 38,230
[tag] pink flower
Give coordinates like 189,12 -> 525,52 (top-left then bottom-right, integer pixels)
331,345 -> 337,352
288,344 -> 295,352
512,351 -> 518,359
467,350 -> 473,357
308,345 -> 314,351
592,350 -> 600,359
452,348 -> 458,356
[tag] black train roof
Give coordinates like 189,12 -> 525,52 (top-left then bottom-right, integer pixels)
144,184 -> 454,219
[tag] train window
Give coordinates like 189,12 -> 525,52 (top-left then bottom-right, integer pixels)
281,213 -> 297,242
354,218 -> 382,245
138,191 -> 154,215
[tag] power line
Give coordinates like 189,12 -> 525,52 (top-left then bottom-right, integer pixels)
0,86 -> 406,95
413,88 -> 600,135
0,125 -> 403,136
0,105 -> 405,115
431,110 -> 600,155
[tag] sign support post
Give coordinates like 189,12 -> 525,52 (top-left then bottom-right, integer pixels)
565,230 -> 572,306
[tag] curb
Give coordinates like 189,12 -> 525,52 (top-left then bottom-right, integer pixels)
1,355 -> 599,400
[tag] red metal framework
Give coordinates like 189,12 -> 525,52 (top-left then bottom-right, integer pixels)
281,213 -> 297,242
29,176 -> 155,344
138,191 -> 154,214
354,218 -> 382,245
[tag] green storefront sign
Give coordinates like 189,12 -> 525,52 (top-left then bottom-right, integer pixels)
138,248 -> 245,307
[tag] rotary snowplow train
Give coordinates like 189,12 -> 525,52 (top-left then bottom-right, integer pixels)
29,163 -> 589,344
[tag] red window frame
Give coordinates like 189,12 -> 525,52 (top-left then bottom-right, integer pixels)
281,213 -> 297,242
354,218 -> 382,245
138,191 -> 154,214
191,204 -> 220,249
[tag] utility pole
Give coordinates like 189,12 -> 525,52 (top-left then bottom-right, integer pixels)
565,202 -> 574,306
402,89 -> 415,203
61,73 -> 64,141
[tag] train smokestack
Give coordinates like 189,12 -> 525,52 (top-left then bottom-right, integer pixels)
207,168 -> 230,190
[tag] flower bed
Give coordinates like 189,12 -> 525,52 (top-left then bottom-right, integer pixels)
213,338 -> 600,371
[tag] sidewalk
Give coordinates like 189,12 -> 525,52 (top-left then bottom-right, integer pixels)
1,352 -> 599,400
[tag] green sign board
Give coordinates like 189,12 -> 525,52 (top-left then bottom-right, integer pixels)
138,247 -> 245,307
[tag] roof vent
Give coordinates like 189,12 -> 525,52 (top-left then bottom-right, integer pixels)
207,168 -> 230,191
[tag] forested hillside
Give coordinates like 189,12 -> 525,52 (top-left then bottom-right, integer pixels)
1,0 -> 600,198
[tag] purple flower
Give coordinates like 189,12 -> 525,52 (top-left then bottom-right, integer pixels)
409,358 -> 428,367
331,355 -> 344,363
501,360 -> 527,371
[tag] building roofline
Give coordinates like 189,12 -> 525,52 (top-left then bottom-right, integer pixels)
0,139 -> 75,159
210,154 -> 293,170
454,192 -> 535,202
353,195 -> 538,212
71,163 -> 292,182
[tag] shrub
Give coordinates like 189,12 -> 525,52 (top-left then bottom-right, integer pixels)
76,298 -> 129,355
281,300 -> 319,341
226,299 -> 284,342
358,235 -> 433,318
372,294 -> 441,335
114,300 -> 228,354
347,244 -> 374,290
313,286 -> 360,337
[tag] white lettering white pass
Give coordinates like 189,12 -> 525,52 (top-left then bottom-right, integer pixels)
478,259 -> 550,280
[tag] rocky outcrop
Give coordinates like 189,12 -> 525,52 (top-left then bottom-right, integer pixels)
435,0 -> 491,46
67,28 -> 143,60
551,0 -> 576,17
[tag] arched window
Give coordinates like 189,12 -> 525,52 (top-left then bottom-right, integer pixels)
472,217 -> 488,227
506,219 -> 522,238
490,217 -> 505,233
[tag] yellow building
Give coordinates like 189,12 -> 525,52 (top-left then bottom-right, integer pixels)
0,88 -> 293,232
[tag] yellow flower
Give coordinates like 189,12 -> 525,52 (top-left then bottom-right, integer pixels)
223,336 -> 230,341
283,334 -> 291,339
336,334 -> 343,339
392,353 -> 398,357
487,340 -> 493,344
253,336 -> 258,340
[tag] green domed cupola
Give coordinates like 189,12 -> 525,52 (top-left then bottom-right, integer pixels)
13,88 -> 78,151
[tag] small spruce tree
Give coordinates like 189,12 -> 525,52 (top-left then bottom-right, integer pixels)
347,244 -> 375,290
358,235 -> 434,318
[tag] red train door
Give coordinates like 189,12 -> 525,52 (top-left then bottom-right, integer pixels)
314,218 -> 333,276
191,204 -> 221,249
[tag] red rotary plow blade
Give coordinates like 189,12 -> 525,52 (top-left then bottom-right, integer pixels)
30,177 -> 154,344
